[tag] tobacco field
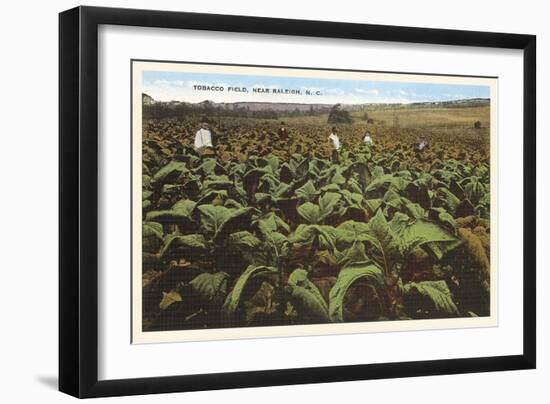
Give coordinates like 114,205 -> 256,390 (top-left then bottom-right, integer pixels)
141,111 -> 491,331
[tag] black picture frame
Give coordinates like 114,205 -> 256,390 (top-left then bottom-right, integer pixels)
59,5 -> 536,398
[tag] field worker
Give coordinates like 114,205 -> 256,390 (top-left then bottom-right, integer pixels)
416,135 -> 429,152
278,121 -> 289,140
194,122 -> 213,149
328,126 -> 341,162
363,131 -> 373,145
328,127 -> 341,150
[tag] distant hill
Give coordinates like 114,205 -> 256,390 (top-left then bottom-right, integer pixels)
214,102 -> 332,112
350,98 -> 490,111
143,96 -> 489,112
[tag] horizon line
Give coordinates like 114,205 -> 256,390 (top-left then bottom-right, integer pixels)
142,93 -> 490,106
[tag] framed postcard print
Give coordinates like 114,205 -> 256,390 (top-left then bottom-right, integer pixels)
59,6 -> 536,398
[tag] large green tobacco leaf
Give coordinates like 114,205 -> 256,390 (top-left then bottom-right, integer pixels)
371,165 -> 385,177
462,176 -> 486,205
202,177 -> 234,193
143,221 -> 164,253
297,192 -> 341,224
199,158 -> 226,176
143,221 -> 163,240
382,189 -> 404,211
318,192 -> 341,216
429,207 -> 457,230
152,160 -> 187,184
478,191 -> 491,207
251,214 -> 291,261
254,186 -> 286,205
290,224 -> 338,252
364,174 -> 408,194
436,188 -> 461,212
364,209 -> 399,275
227,231 -> 262,249
267,155 -> 280,172
297,202 -> 322,224
260,231 -> 289,262
390,214 -> 461,260
190,272 -> 229,304
295,180 -> 318,201
228,162 -> 246,180
224,198 -> 244,209
273,182 -> 292,199
405,202 -> 426,219
339,190 -> 363,206
142,200 -> 152,211
328,264 -> 384,321
143,174 -> 152,190
197,204 -> 231,235
199,158 -> 216,175
347,179 -> 363,195
287,268 -> 330,322
330,167 -> 346,185
159,233 -> 207,259
403,280 -> 459,316
336,241 -> 370,267
294,157 -> 310,179
227,230 -> 272,265
336,220 -> 372,243
146,199 -> 196,225
258,173 -> 281,193
223,265 -> 278,314
143,190 -> 153,201
194,190 -> 228,208
197,204 -> 256,240
432,168 -> 460,185
364,199 -> 383,215
255,212 -> 290,237
226,231 -> 268,265
216,207 -> 257,239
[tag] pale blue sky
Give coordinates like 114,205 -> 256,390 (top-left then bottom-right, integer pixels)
143,70 -> 490,104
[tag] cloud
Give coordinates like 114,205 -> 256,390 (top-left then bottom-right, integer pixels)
324,88 -> 345,96
354,88 -> 379,95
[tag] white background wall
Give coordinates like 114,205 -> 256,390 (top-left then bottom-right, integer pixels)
0,0 -> 545,402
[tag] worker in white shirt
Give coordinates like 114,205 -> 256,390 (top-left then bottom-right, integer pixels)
194,122 -> 213,150
415,136 -> 429,152
328,126 -> 341,161
363,131 -> 373,145
328,126 -> 341,150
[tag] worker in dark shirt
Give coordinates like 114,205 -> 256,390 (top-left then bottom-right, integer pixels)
278,121 -> 289,140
